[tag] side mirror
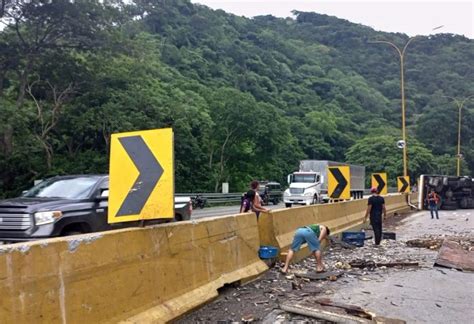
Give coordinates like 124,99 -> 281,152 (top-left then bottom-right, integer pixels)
287,174 -> 292,184
320,175 -> 324,184
96,189 -> 109,201
21,190 -> 28,196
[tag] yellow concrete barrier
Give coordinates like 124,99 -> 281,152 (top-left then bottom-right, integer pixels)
259,194 -> 410,261
0,213 -> 267,323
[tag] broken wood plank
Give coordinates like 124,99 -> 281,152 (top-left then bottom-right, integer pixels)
315,298 -> 373,318
294,271 -> 343,281
373,316 -> 406,324
434,240 -> 474,272
280,300 -> 406,324
375,262 -> 419,268
280,301 -> 372,324
349,261 -> 418,269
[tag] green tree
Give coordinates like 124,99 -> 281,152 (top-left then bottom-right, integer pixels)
346,135 -> 435,187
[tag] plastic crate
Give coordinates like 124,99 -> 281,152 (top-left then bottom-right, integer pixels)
342,231 -> 365,247
382,232 -> 396,240
259,246 -> 278,259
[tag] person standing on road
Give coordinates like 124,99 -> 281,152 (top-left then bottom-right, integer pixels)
426,189 -> 440,219
240,180 -> 269,217
282,224 -> 331,274
364,187 -> 386,246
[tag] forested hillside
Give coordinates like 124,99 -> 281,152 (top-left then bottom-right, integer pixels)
0,0 -> 473,196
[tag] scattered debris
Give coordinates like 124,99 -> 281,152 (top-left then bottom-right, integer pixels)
241,314 -> 254,322
434,240 -> 474,272
407,236 -> 474,252
350,260 -> 419,269
280,299 -> 406,323
294,271 -> 343,281
406,239 -> 443,250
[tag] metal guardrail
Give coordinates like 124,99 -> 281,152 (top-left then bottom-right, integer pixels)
175,193 -> 243,205
177,188 -> 401,205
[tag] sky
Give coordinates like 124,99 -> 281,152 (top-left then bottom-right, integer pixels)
192,0 -> 473,38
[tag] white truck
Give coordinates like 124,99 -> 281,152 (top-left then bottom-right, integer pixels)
283,160 -> 366,207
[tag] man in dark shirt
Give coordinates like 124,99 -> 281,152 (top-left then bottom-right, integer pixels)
364,187 -> 387,245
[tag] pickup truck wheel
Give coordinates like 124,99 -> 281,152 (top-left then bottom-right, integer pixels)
285,203 -> 292,208
62,231 -> 83,236
174,214 -> 183,222
60,223 -> 89,236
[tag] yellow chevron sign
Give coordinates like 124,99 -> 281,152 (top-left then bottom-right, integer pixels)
397,176 -> 410,193
328,166 -> 351,199
371,173 -> 388,195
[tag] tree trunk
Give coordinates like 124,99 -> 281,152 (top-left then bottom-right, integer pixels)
16,58 -> 33,108
0,70 -> 4,97
1,125 -> 13,156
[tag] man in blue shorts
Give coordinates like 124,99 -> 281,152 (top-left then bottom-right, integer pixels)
281,224 -> 331,273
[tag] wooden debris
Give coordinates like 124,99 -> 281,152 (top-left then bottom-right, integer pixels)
373,316 -> 406,324
280,299 -> 407,324
294,271 -> 343,281
350,260 -> 418,269
280,301 -> 372,323
434,240 -> 474,272
406,238 -> 443,250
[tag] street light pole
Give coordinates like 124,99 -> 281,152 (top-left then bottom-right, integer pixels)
370,37 -> 417,177
444,95 -> 473,176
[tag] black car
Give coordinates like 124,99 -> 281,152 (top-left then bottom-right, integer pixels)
0,175 -> 192,242
258,181 -> 282,205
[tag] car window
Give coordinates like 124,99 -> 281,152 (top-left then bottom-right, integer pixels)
23,177 -> 101,199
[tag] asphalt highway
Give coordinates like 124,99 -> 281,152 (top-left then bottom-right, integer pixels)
191,202 -> 284,219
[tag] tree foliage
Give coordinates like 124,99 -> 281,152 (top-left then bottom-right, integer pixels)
0,0 -> 472,197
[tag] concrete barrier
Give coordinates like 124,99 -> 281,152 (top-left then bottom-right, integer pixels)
0,213 -> 267,323
259,194 -> 410,262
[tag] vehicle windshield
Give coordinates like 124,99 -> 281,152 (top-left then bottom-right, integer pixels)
23,177 -> 101,199
293,174 -> 317,183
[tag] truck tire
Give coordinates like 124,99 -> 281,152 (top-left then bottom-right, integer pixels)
460,197 -> 473,209
441,203 -> 457,210
285,203 -> 292,208
312,195 -> 319,205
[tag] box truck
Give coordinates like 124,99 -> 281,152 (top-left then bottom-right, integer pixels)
283,160 -> 365,207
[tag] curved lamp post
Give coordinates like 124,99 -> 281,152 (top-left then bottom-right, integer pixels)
444,95 -> 474,176
369,37 -> 418,177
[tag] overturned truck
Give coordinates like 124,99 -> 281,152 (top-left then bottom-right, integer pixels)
418,175 -> 474,210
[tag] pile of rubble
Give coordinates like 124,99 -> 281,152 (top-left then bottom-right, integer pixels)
180,229 -> 474,323
406,234 -> 474,251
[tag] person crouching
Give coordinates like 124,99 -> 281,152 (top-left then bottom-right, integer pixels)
282,224 -> 331,273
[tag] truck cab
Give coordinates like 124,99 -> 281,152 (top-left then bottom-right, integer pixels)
0,175 -> 192,243
283,172 -> 322,207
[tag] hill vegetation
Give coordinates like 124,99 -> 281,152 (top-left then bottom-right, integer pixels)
0,0 -> 473,196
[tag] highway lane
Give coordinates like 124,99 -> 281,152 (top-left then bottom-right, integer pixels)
191,203 -> 285,219
191,194 -> 383,219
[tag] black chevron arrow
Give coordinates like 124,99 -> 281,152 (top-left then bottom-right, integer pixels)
399,177 -> 409,193
374,174 -> 386,193
116,136 -> 163,216
329,168 -> 348,198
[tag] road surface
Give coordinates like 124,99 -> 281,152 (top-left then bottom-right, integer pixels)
191,203 -> 285,219
180,208 -> 474,323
